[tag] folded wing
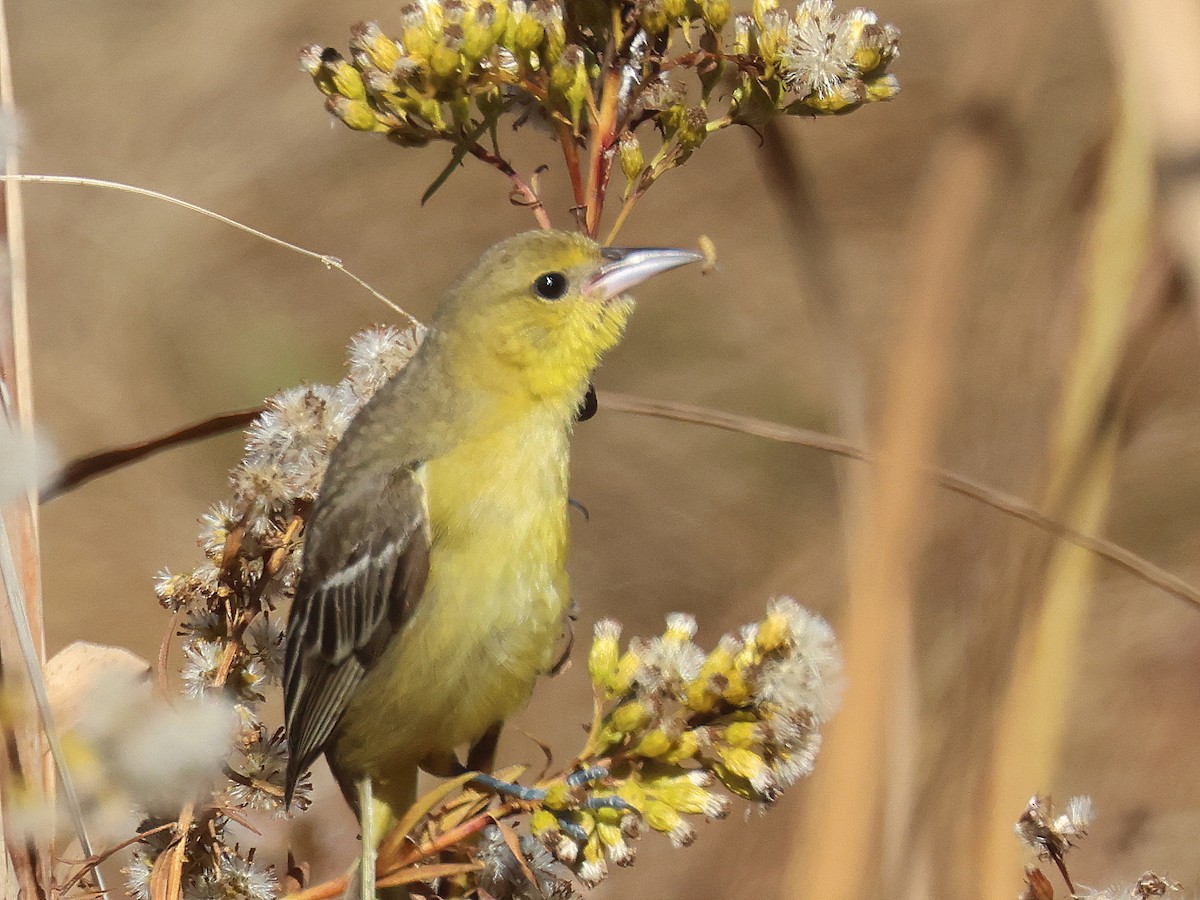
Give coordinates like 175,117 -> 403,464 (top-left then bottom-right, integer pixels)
283,466 -> 430,803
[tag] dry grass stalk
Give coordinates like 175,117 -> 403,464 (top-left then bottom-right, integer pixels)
978,55 -> 1158,895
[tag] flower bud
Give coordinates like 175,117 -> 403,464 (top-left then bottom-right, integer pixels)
550,45 -> 588,127
399,4 -> 436,62
636,0 -> 669,34
607,644 -> 642,696
659,728 -> 700,764
462,2 -> 499,62
596,820 -> 635,866
326,95 -> 382,131
542,781 -> 574,810
864,74 -> 900,102
700,0 -> 730,30
618,131 -> 645,187
662,0 -> 687,21
430,26 -> 464,80
717,745 -> 777,798
350,21 -> 402,73
756,607 -> 791,654
511,8 -> 545,53
647,770 -> 730,818
732,14 -> 753,54
643,799 -> 696,847
610,699 -> 653,735
631,726 -> 673,758
588,619 -> 622,688
723,720 -> 762,748
577,834 -> 608,887
531,808 -> 560,841
751,0 -> 778,27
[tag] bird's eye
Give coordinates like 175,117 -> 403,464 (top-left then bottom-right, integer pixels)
533,272 -> 568,300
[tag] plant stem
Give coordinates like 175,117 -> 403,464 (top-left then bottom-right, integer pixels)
466,144 -> 552,229
583,65 -> 622,237
558,122 -> 587,213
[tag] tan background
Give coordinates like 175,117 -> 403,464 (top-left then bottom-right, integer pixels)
12,0 -> 1200,896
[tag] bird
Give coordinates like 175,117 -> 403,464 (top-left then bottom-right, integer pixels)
282,229 -> 702,897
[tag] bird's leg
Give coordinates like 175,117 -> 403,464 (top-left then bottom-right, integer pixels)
465,757 -> 635,812
359,777 -> 376,900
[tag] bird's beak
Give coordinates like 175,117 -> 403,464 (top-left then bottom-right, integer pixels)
585,246 -> 705,300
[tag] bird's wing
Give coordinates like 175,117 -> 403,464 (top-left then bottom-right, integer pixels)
283,464 -> 429,800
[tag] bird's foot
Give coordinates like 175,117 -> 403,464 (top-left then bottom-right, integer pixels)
469,765 -> 636,813
470,765 -> 635,847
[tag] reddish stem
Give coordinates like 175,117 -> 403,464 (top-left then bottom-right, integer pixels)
466,144 -> 551,229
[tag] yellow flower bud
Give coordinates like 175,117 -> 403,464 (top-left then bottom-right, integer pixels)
511,12 -> 545,53
805,80 -> 864,113
700,0 -> 730,31
631,727 -> 673,758
864,74 -> 901,103
618,132 -> 645,188
607,646 -> 641,696
718,745 -> 777,798
596,820 -> 635,866
563,53 -> 590,126
543,781 -> 574,810
531,808 -> 560,838
723,720 -> 762,748
756,608 -> 790,654
662,0 -> 687,20
646,771 -> 730,818
577,833 -> 608,887
319,54 -> 366,101
643,799 -> 696,847
751,0 -> 778,28
415,97 -> 448,131
299,45 -> 337,95
732,14 -> 753,55
660,728 -> 700,764
350,21 -> 402,73
462,3 -> 498,62
488,0 -> 511,41
429,32 -> 463,80
755,8 -> 788,66
588,619 -> 622,688
400,4 -> 436,63
617,778 -> 646,811
610,699 -> 652,735
326,96 -> 384,132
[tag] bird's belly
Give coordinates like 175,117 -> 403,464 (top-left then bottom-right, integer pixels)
332,518 -> 568,781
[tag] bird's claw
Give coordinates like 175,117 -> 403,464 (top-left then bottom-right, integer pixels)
564,765 -> 609,788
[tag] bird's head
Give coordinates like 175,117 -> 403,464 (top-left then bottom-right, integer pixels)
435,229 -> 702,407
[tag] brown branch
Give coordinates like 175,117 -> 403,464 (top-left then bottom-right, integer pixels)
465,144 -> 552,230
595,391 -> 1200,611
40,408 -> 263,502
41,394 -> 1200,611
58,823 -> 175,894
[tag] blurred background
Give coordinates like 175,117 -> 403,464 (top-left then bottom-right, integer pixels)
10,0 -> 1200,896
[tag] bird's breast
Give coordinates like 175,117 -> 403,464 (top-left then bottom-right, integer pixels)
335,412 -> 572,775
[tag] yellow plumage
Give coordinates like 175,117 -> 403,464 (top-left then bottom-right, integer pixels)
332,406 -> 572,812
281,230 -> 701,896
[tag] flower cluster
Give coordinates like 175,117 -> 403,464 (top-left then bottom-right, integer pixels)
375,599 -> 842,898
530,599 -> 841,889
1014,793 -> 1094,862
1015,796 -> 1185,900
733,0 -> 899,117
302,0 -> 898,237
134,324 -> 426,898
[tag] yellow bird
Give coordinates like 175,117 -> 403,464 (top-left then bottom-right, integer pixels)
282,230 -> 701,895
